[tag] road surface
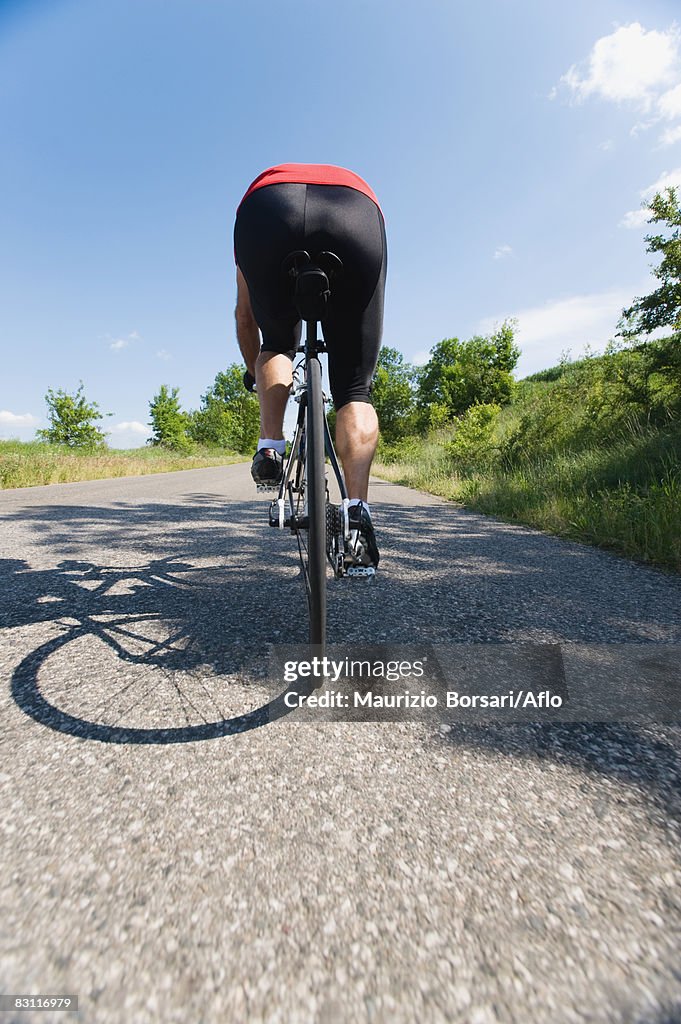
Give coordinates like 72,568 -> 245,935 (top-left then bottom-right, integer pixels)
1,464 -> 681,1024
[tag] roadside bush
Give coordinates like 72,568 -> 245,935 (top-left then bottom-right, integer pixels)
445,403 -> 501,473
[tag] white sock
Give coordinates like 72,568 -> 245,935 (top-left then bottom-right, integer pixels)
258,438 -> 286,455
348,498 -> 371,519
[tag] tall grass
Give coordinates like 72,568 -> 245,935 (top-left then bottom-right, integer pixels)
374,341 -> 681,572
376,426 -> 681,571
0,440 -> 244,489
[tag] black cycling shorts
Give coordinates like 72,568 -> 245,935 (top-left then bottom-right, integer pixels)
234,183 -> 387,409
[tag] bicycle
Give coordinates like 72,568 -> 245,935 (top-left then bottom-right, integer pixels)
266,250 -> 374,650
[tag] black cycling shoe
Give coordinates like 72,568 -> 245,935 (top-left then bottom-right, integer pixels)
346,501 -> 379,571
251,448 -> 283,489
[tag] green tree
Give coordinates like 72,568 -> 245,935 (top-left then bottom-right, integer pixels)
187,365 -> 260,454
372,346 -> 418,443
148,385 -> 192,451
619,187 -> 681,337
417,320 -> 519,426
36,382 -> 109,450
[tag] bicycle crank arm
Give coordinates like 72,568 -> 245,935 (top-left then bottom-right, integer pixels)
269,500 -> 309,531
269,499 -> 286,528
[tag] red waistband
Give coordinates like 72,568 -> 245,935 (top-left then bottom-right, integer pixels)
238,163 -> 382,212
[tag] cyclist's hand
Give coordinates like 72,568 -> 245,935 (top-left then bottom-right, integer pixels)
243,370 -> 256,393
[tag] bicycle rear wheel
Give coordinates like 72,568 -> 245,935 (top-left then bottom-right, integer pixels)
306,354 -> 326,648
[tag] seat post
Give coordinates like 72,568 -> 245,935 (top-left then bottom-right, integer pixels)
305,317 -> 318,356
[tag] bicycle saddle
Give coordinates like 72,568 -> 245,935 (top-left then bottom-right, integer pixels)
281,250 -> 344,321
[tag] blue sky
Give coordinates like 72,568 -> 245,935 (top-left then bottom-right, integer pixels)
2,0 -> 680,446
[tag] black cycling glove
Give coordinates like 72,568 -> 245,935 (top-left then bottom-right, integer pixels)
243,370 -> 256,393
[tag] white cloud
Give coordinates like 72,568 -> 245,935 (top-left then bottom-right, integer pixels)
156,349 -> 172,361
0,410 -> 39,426
641,166 -> 681,199
110,421 -> 148,435
109,330 -> 140,352
478,287 -> 639,376
493,244 -> 513,260
107,420 -> 150,448
560,23 -> 680,107
660,124 -> 681,146
558,23 -> 681,147
620,208 -> 651,229
658,82 -> 681,119
621,166 -> 681,227
412,350 -> 431,366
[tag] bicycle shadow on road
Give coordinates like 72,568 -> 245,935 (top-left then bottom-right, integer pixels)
1,497 -> 320,743
6,491 -> 680,647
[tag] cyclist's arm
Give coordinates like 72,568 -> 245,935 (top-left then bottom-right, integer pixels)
235,267 -> 260,377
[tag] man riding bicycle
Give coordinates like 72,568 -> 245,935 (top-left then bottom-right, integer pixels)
233,163 -> 387,569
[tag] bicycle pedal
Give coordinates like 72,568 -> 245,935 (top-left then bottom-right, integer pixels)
345,565 -> 376,578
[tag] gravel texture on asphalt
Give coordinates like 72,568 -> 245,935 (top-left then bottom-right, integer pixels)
1,465 -> 681,1024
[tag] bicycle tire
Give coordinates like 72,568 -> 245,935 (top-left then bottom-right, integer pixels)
306,354 -> 326,648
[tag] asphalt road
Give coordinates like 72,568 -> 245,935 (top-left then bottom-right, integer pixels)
1,464 -> 681,1024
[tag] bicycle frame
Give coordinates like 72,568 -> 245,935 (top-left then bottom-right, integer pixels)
269,317 -> 351,574
267,248 -> 379,647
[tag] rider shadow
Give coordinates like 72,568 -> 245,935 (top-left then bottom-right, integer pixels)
1,497 -> 318,744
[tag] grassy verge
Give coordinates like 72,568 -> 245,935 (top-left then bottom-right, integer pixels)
0,440 -> 245,489
374,422 -> 681,573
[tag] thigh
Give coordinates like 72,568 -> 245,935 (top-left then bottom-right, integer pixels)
324,255 -> 386,407
304,187 -> 387,407
234,183 -> 305,351
250,298 -> 300,357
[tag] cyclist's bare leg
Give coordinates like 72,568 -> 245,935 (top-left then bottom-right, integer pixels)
255,352 -> 292,439
335,402 -> 379,502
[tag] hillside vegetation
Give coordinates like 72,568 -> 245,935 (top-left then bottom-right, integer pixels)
374,187 -> 681,571
375,339 -> 681,571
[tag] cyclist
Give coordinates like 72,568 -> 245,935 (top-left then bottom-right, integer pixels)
233,163 -> 387,569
